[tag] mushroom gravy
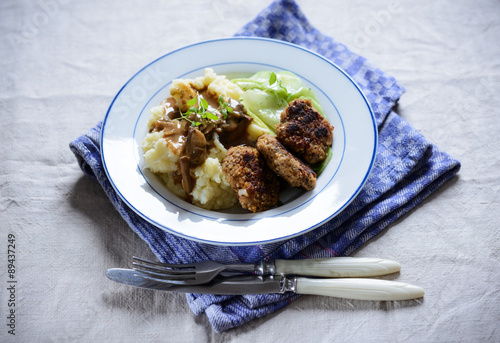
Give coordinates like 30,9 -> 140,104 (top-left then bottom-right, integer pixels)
150,91 -> 254,201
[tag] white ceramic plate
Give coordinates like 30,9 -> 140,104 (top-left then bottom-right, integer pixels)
101,37 -> 376,246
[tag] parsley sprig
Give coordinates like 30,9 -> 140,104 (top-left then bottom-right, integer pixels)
178,93 -> 233,127
218,94 -> 234,119
268,72 -> 292,105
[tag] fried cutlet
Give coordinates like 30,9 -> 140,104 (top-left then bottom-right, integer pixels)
276,98 -> 333,165
256,134 -> 316,191
222,146 -> 280,212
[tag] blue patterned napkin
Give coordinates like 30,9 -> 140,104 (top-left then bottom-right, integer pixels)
70,0 -> 460,333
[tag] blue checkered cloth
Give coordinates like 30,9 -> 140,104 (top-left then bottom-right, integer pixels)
70,0 -> 460,333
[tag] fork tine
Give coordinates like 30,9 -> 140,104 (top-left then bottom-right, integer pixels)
132,262 -> 196,275
131,257 -> 224,285
134,270 -> 196,284
132,256 -> 197,269
133,268 -> 196,281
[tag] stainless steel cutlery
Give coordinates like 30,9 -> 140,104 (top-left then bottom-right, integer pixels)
106,257 -> 424,301
131,256 -> 402,285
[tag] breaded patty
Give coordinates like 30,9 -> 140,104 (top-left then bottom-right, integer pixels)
276,98 -> 334,165
256,134 -> 316,191
222,146 -> 280,213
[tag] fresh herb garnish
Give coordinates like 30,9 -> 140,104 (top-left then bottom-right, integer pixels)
268,72 -> 292,105
178,92 -> 233,126
269,71 -> 277,85
218,94 -> 233,119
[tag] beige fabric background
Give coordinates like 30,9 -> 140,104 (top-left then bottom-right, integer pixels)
1,0 -> 499,341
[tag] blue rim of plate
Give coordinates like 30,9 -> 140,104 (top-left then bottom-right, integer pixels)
100,37 -> 377,246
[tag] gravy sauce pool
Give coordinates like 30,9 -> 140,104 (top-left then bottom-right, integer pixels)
151,90 -> 254,202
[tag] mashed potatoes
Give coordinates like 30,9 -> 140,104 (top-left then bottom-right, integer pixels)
151,135 -> 238,210
141,68 -> 241,210
170,68 -> 244,111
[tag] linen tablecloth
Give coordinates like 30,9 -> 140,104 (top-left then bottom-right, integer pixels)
2,0 -> 498,341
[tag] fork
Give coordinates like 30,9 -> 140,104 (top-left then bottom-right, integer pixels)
132,256 -> 401,285
132,257 -> 262,285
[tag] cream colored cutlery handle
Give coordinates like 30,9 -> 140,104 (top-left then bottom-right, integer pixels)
295,278 -> 424,301
275,257 -> 401,277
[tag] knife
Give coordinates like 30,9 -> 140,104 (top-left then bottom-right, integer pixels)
106,268 -> 424,301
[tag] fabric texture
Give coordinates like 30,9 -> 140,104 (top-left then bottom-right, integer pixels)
69,0 -> 460,333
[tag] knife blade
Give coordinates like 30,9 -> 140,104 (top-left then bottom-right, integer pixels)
106,268 -> 281,294
106,268 -> 424,301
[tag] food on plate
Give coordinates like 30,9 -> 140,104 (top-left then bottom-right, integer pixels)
141,69 -> 250,210
276,98 -> 334,165
222,146 -> 280,213
141,68 -> 333,212
256,134 -> 316,191
232,71 -> 326,132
